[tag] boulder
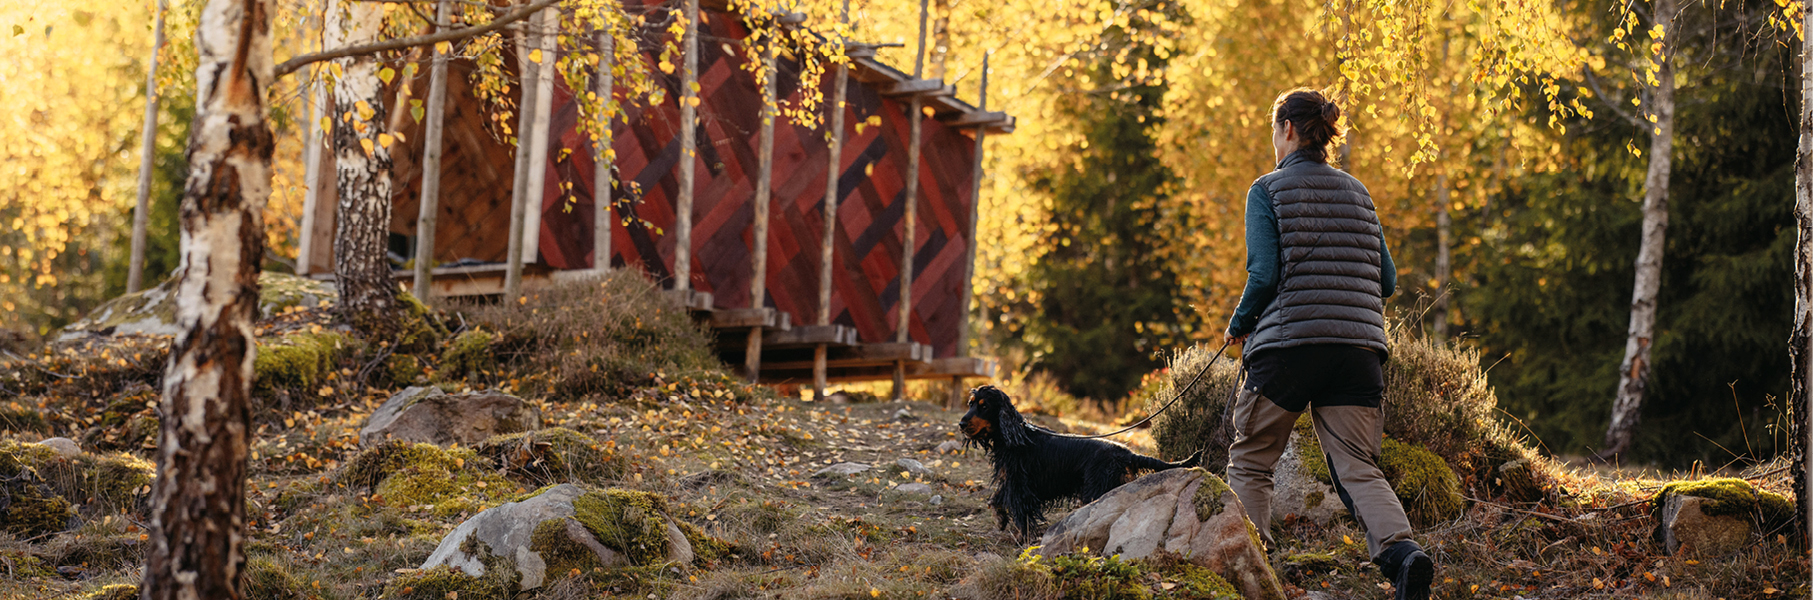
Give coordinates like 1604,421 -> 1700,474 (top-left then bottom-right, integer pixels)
811,462 -> 871,478
59,272 -> 336,341
421,484 -> 696,591
1039,468 -> 1284,600
36,437 -> 81,457
894,458 -> 931,477
1657,495 -> 1749,556
935,440 -> 964,454
360,386 -> 540,447
1271,429 -> 1343,525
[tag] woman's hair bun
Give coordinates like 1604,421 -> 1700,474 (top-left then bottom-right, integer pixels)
1319,100 -> 1341,126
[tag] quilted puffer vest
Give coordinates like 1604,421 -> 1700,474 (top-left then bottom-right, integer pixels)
1244,151 -> 1390,360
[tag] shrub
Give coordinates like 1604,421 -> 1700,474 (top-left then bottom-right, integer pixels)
1146,344 -> 1244,473
453,271 -> 716,398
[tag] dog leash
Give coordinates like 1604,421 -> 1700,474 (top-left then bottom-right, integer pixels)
1070,339 -> 1234,440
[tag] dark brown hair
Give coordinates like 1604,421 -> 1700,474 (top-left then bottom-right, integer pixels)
1272,88 -> 1344,163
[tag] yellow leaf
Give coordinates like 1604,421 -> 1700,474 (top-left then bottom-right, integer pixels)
360,138 -> 375,156
869,590 -> 879,598
378,133 -> 395,147
435,41 -> 452,54
687,97 -> 701,107
530,49 -> 544,64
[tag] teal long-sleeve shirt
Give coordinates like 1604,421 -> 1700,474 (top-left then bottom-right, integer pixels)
1226,183 -> 1395,338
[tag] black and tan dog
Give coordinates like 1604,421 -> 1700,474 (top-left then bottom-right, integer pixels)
959,385 -> 1201,535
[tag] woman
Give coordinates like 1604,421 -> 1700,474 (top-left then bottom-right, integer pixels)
1222,88 -> 1433,600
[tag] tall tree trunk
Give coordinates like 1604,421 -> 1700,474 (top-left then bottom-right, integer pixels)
328,0 -> 400,334
503,8 -> 543,301
1433,169 -> 1451,339
672,0 -> 700,293
1791,0 -> 1813,549
746,32 -> 777,383
128,0 -> 168,294
140,0 -> 271,597
520,7 -> 558,266
593,27 -> 614,273
1605,0 -> 1676,459
815,3 -> 850,401
412,0 -> 453,304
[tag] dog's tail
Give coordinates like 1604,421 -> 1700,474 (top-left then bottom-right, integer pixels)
1134,449 -> 1204,472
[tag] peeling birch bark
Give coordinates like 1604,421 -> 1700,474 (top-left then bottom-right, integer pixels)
1792,0 -> 1813,549
140,0 -> 272,597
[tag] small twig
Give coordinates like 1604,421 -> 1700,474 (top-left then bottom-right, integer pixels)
1744,465 -> 1791,482
1465,497 -> 1577,523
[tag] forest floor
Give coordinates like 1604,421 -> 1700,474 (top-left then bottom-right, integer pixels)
0,272 -> 1807,600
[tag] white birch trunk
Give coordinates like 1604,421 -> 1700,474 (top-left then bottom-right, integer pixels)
1791,0 -> 1813,549
593,27 -> 614,273
673,0 -> 700,293
328,0 -> 400,333
1605,0 -> 1676,458
140,0 -> 271,596
504,7 -> 542,301
128,0 -> 168,294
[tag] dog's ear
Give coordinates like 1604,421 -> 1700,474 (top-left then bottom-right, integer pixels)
984,388 -> 1032,448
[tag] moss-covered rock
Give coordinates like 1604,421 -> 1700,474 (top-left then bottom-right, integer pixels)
1652,478 -> 1795,532
476,427 -> 628,486
253,331 -> 352,398
1047,552 -> 1150,600
437,328 -> 497,383
244,556 -> 310,600
0,440 -> 152,527
1191,470 -> 1234,522
394,291 -> 451,352
569,489 -> 681,566
339,441 -> 508,517
1290,420 -> 1465,526
1168,563 -> 1244,599
384,565 -> 515,600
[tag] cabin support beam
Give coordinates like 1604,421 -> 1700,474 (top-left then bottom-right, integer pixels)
950,51 -> 988,408
895,0 -> 930,401
746,24 -> 778,383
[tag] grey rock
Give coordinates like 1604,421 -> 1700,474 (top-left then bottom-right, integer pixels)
421,484 -> 693,590
894,458 -> 931,476
895,483 -> 935,494
1658,494 -> 1750,556
935,440 -> 964,454
58,272 -> 336,341
893,408 -> 917,422
1040,468 -> 1285,600
1271,429 -> 1344,525
360,386 -> 540,447
929,495 -> 943,506
36,437 -> 81,457
811,462 -> 871,478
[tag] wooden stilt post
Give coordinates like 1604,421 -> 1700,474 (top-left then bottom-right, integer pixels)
815,0 -> 850,401
593,26 -> 614,274
504,2 -> 543,302
522,7 -> 559,266
673,0 -> 700,294
745,21 -> 778,384
127,0 -> 167,294
951,51 -> 988,409
412,0 -> 453,305
298,65 -> 326,276
894,0 -> 930,401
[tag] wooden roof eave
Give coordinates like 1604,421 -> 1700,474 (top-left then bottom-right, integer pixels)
847,53 -> 1015,134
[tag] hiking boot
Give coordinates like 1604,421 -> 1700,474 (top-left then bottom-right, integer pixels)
1392,549 -> 1433,600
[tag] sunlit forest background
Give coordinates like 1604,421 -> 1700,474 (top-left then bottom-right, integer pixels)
1,0 -> 1799,467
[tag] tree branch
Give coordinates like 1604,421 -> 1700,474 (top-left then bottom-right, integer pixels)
274,0 -> 560,78
1582,64 -> 1644,127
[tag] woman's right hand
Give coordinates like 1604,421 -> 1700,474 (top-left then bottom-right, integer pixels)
1223,331 -> 1247,346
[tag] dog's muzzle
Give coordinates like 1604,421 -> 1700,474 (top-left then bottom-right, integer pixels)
960,416 -> 992,439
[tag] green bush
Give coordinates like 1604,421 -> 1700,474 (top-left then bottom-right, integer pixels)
453,271 -> 717,398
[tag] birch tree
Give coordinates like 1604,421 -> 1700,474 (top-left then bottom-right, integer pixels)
140,0 -> 272,595
327,0 -> 402,334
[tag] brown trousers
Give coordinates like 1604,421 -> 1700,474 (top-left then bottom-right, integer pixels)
1226,387 -> 1413,560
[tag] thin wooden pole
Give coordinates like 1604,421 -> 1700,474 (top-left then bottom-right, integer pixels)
950,51 -> 988,408
745,26 -> 779,384
522,7 -> 559,266
127,0 -> 167,293
504,5 -> 543,301
894,0 -> 930,401
298,74 -> 326,276
412,0 -> 453,304
673,0 -> 700,293
593,27 -> 615,273
815,0 -> 850,401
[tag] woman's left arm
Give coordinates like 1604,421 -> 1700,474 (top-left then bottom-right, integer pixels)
1379,232 -> 1396,299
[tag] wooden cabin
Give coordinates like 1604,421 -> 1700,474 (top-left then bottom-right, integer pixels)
297,0 -> 1013,388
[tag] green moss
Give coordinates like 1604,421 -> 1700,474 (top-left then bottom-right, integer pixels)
253,331 -> 351,396
0,440 -> 150,529
0,485 -> 71,535
675,519 -> 729,563
1047,552 -> 1150,599
1284,553 -> 1342,571
256,271 -> 336,317
0,405 -> 48,433
437,328 -> 497,382
1190,468 -> 1233,522
385,354 -> 425,386
340,441 -> 505,517
383,565 -> 514,600
1304,490 -> 1325,510
0,549 -> 52,578
570,489 -> 675,566
476,427 -> 627,486
394,291 -> 450,353
1170,563 -> 1242,599
1379,438 -> 1465,525
1652,478 -> 1796,532
530,518 -> 606,577
1293,416 -> 1332,484
244,556 -> 309,600
80,584 -> 138,600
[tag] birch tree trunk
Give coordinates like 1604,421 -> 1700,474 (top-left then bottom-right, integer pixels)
1433,170 -> 1451,339
520,7 -> 559,266
593,27 -> 614,273
503,10 -> 543,301
128,0 -> 168,294
411,0 -> 453,304
672,0 -> 700,293
1604,0 -> 1676,459
328,0 -> 401,334
1791,0 -> 1813,549
140,0 -> 272,596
